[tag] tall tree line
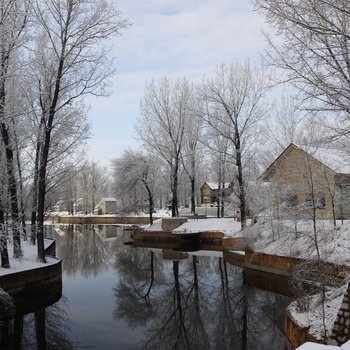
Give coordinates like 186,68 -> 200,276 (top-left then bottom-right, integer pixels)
0,0 -> 129,266
130,62 -> 268,230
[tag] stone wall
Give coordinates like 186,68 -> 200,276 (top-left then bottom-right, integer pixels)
328,282 -> 350,346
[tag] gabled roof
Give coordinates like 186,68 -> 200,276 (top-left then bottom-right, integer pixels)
201,182 -> 231,190
259,143 -> 337,181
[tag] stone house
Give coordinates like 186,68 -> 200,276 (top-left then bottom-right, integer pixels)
94,197 -> 118,215
260,143 -> 350,219
200,182 -> 233,207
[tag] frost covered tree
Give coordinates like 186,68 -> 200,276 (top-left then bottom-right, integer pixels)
137,77 -> 192,217
197,62 -> 269,229
112,150 -> 157,224
29,0 -> 129,262
254,0 -> 350,131
0,0 -> 31,262
181,108 -> 204,214
77,161 -> 110,213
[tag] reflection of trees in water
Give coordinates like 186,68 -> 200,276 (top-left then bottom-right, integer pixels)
244,285 -> 290,350
0,297 -> 75,349
114,247 -> 165,328
114,248 -> 291,350
53,224 -> 111,277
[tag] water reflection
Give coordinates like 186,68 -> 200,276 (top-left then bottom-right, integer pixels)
113,247 -> 291,350
46,224 -> 113,277
0,224 -> 292,349
0,298 -> 73,350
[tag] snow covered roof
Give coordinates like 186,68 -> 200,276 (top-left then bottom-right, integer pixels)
260,143 -> 350,181
203,182 -> 231,190
99,197 -> 117,202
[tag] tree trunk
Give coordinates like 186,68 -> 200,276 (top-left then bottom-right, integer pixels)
31,136 -> 41,245
144,182 -> 154,225
0,122 -> 21,257
171,157 -> 179,217
0,210 -> 9,268
15,138 -> 27,240
190,176 -> 196,214
236,142 -> 246,230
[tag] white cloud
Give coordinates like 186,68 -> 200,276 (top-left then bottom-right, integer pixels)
86,0 -> 271,167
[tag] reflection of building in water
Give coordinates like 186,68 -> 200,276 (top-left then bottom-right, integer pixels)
95,225 -> 125,244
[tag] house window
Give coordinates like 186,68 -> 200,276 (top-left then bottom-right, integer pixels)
305,193 -> 326,209
282,194 -> 298,207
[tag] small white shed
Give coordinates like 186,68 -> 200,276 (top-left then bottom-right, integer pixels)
94,197 -> 118,215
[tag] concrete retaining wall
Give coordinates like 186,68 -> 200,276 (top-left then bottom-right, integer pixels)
245,249 -> 301,276
223,251 -> 245,268
54,215 -> 158,225
161,218 -> 188,231
285,310 -> 322,349
133,230 -> 180,242
245,250 -> 349,279
0,259 -> 62,296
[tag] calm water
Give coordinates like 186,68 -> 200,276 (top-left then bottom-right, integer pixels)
1,224 -> 291,349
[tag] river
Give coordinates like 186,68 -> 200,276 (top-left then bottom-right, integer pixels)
1,224 -> 292,349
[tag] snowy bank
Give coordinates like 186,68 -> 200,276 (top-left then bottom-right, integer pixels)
297,340 -> 350,349
143,217 -> 242,237
0,239 -> 57,277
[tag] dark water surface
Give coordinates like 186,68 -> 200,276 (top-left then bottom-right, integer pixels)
1,224 -> 292,349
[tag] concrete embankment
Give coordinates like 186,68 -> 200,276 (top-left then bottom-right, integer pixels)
0,240 -> 62,317
52,215 -> 157,225
231,249 -> 350,349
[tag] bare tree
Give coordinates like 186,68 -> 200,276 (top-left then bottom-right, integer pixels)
137,77 -> 192,217
77,161 -> 110,213
181,107 -> 204,214
30,0 -> 129,262
0,0 -> 32,261
197,62 -> 269,229
254,0 -> 350,127
111,150 -> 157,224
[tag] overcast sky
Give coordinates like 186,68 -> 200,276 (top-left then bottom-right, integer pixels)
86,0 -> 270,167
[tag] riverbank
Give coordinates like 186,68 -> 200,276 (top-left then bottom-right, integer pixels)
20,216 -> 350,348
0,239 -> 62,319
137,217 -> 350,348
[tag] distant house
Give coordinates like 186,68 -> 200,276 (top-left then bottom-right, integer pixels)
53,200 -> 68,212
73,198 -> 84,213
200,182 -> 233,207
260,143 -> 350,220
94,197 -> 118,215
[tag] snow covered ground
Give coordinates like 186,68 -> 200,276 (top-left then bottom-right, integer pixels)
0,239 -> 57,276
245,219 -> 350,345
247,219 -> 350,266
143,217 -> 242,237
297,340 -> 350,349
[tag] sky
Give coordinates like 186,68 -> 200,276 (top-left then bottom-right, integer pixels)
86,0 -> 270,168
